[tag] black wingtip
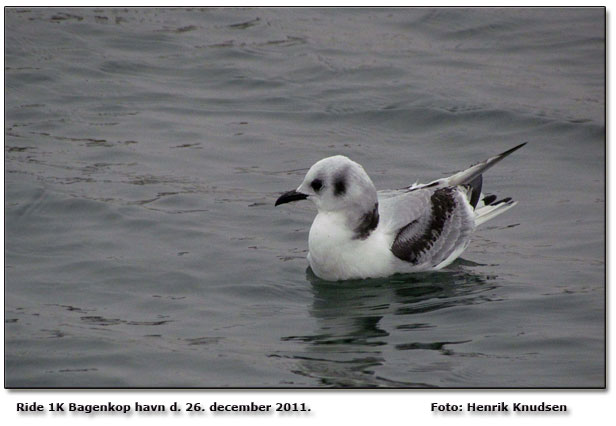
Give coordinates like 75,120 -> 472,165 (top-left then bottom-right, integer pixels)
499,142 -> 527,157
482,194 -> 497,205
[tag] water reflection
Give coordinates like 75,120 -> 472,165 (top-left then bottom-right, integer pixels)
282,263 -> 498,387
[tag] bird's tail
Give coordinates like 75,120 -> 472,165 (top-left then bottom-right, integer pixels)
474,194 -> 517,226
407,143 -> 525,225
450,143 -> 525,225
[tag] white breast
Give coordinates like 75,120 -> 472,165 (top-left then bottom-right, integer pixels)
307,211 -> 394,281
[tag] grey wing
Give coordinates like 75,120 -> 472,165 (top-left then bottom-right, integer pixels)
380,187 -> 476,267
378,188 -> 432,232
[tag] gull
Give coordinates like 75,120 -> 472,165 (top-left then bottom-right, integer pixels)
275,143 -> 525,281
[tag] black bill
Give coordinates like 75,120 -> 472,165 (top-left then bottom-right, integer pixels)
275,190 -> 308,206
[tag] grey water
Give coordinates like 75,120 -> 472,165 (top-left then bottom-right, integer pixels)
4,7 -> 604,388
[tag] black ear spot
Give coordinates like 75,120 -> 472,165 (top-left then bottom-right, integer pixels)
310,179 -> 323,192
334,177 -> 346,196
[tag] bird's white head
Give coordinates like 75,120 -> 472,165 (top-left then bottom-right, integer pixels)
275,156 -> 380,237
299,155 -> 377,212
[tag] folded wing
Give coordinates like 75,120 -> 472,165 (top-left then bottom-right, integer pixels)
380,187 -> 475,268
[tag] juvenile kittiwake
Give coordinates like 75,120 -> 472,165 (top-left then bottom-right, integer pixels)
275,143 -> 525,281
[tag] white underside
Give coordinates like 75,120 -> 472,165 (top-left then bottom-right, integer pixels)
307,195 -> 512,281
307,210 -> 464,281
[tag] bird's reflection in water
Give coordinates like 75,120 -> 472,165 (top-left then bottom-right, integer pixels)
280,260 -> 499,387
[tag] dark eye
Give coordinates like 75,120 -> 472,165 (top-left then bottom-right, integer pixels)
310,179 -> 323,192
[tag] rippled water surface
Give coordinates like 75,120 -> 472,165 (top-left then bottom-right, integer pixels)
4,7 -> 605,387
